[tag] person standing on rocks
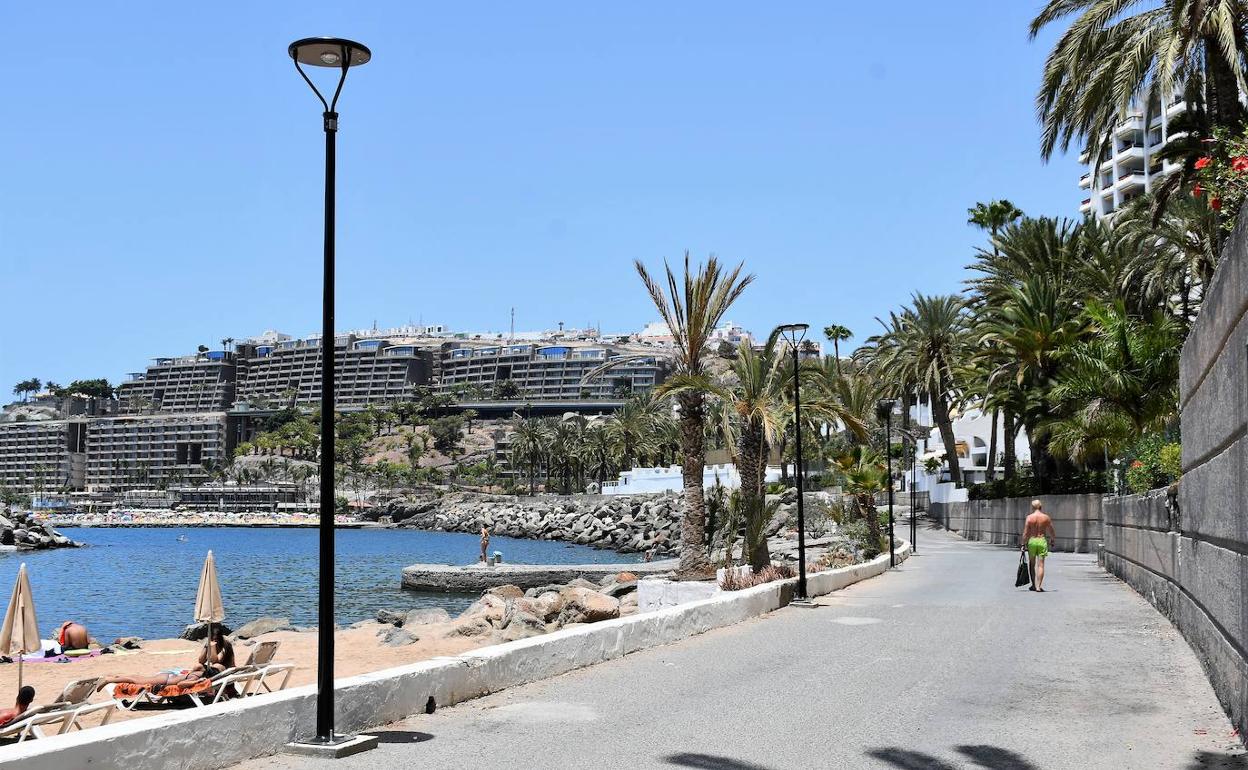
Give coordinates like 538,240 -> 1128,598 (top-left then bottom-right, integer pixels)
480,526 -> 491,563
1021,500 -> 1056,592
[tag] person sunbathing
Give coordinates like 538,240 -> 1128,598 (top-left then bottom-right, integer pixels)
57,621 -> 91,650
98,671 -> 206,690
0,687 -> 34,727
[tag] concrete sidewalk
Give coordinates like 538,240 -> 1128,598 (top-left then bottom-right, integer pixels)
236,526 -> 1247,769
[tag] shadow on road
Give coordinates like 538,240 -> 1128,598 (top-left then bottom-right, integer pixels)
1186,750 -> 1248,768
370,730 -> 435,745
866,745 -> 1040,770
954,744 -> 1039,769
663,752 -> 775,770
866,747 -> 956,769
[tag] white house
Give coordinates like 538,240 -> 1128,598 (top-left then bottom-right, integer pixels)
601,463 -> 782,495
906,402 -> 1031,501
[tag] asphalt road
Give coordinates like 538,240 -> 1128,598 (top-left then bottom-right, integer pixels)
236,526 -> 1247,769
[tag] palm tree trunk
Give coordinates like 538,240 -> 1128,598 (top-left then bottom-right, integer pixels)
1204,38 -> 1246,135
738,423 -> 769,571
832,340 -> 841,375
986,407 -> 999,482
929,392 -> 962,487
676,391 -> 712,578
1003,409 -> 1017,481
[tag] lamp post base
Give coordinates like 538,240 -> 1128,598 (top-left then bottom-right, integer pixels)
788,597 -> 820,609
285,734 -> 378,759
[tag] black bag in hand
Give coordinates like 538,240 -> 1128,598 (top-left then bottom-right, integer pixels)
1015,550 -> 1031,588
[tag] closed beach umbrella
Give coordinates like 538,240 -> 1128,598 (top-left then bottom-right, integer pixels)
0,564 -> 40,689
194,551 -> 225,661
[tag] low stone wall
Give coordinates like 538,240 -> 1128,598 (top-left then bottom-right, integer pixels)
401,559 -> 677,592
929,494 -> 1102,553
2,544 -> 908,770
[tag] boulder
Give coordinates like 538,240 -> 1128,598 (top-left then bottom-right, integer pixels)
180,622 -> 232,641
460,594 -> 506,626
112,636 -> 143,650
0,516 -> 11,530
499,607 -> 547,641
567,577 -> 600,591
402,608 -> 451,627
602,580 -> 637,599
377,627 -> 420,647
557,586 -> 620,625
441,615 -> 494,639
485,584 -> 525,601
376,609 -> 407,626
233,617 -> 294,640
530,591 -> 565,622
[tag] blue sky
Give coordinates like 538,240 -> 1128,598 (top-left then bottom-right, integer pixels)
0,2 -> 1079,390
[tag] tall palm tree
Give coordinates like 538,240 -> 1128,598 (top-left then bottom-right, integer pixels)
822,324 -> 853,375
967,200 -> 1024,480
1116,193 -> 1220,326
1031,0 -> 1248,166
862,295 -> 972,486
637,253 -> 753,578
509,417 -> 549,496
579,422 -> 616,490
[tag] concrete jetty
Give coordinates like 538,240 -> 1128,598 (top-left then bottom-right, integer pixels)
401,559 -> 678,593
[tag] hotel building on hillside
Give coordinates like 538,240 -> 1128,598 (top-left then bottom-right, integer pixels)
437,343 -> 666,399
1080,90 -> 1187,220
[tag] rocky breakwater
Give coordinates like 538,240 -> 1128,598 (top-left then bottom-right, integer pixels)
0,511 -> 79,550
377,571 -> 639,646
388,491 -> 686,556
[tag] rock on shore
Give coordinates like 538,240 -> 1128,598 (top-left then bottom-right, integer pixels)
388,491 -> 690,556
377,572 -> 639,646
0,511 -> 79,550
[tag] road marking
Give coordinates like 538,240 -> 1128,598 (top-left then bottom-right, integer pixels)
830,616 -> 883,626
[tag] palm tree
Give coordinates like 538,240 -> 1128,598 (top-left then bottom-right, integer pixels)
1031,0 -> 1248,167
579,422 -> 616,490
636,253 -> 754,578
836,446 -> 888,558
822,325 -> 853,375
862,295 -> 972,487
509,417 -> 549,496
1117,193 -> 1220,326
967,200 -> 1024,481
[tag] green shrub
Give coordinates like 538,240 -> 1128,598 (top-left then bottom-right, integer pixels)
1122,433 -> 1182,493
1159,443 -> 1182,480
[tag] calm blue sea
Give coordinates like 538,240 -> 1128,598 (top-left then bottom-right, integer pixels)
0,527 -> 638,642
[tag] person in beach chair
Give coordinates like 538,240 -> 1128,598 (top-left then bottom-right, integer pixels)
194,626 -> 235,677
0,687 -> 34,728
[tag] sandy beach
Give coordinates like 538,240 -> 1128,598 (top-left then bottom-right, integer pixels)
0,623 -> 493,728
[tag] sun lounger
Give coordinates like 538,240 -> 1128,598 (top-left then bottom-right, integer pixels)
0,678 -> 117,742
107,641 -> 294,710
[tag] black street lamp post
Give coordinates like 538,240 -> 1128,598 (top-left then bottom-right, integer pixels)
777,324 -> 810,601
877,399 -> 897,567
288,36 -> 371,748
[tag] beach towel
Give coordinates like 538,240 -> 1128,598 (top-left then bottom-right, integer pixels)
113,678 -> 213,700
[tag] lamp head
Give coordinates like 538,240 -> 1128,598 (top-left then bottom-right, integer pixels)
876,398 -> 898,421
288,38 -> 371,68
775,323 -> 810,344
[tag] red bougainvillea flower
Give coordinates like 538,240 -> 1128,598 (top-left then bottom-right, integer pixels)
1131,460 -> 1144,468
1193,183 -> 1204,197
1212,197 -> 1223,211
1195,156 -> 1212,169
1232,156 -> 1248,172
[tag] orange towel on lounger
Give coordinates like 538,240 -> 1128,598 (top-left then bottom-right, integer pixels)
114,678 -> 214,699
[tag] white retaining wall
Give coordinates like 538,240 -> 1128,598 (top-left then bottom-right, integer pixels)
3,542 -> 910,770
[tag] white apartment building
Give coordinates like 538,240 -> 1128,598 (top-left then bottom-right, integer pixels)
1080,91 -> 1187,220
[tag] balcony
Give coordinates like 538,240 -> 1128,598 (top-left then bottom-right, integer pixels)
1079,173 -> 1091,189
1115,145 -> 1145,162
1116,171 -> 1147,191
1114,117 -> 1144,137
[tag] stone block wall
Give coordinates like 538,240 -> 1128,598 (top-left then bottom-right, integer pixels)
929,494 -> 1102,553
1103,206 -> 1248,740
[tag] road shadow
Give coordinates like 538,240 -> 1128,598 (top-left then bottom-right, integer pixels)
1186,750 -> 1248,768
664,752 -> 776,770
865,747 -> 956,769
955,744 -> 1039,769
370,730 -> 435,745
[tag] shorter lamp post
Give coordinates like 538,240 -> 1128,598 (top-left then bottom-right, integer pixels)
777,323 -> 810,600
877,399 -> 897,567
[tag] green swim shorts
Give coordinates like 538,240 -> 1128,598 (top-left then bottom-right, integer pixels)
1027,537 -> 1049,559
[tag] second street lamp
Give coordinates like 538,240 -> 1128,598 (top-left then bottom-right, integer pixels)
777,323 -> 810,601
288,36 -> 370,750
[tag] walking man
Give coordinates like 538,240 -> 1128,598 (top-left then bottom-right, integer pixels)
1021,499 -> 1056,592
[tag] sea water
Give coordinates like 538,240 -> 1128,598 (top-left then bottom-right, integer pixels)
0,527 -> 639,642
